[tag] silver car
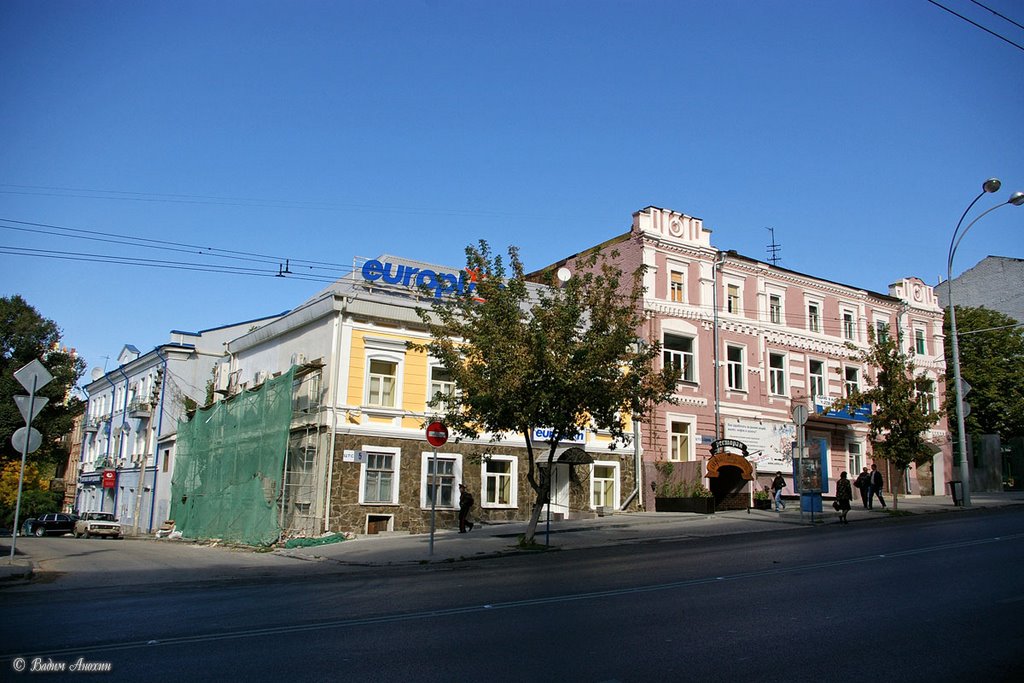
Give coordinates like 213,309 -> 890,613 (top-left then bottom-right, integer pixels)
74,511 -> 123,539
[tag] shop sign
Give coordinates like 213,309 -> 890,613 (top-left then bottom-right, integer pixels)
361,259 -> 480,299
102,469 -> 117,489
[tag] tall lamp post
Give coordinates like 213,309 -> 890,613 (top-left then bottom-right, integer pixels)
946,178 -> 1024,507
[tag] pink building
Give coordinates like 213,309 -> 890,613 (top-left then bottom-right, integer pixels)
542,206 -> 950,508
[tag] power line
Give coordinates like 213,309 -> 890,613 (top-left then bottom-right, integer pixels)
968,0 -> 1024,32
925,0 -> 1024,52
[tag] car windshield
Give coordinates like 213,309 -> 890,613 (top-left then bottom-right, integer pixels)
87,512 -> 116,521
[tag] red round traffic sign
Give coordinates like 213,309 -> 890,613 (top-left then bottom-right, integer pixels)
426,421 -> 448,447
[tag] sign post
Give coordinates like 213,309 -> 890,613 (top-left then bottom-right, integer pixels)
9,360 -> 54,562
425,421 -> 448,556
792,405 -> 808,523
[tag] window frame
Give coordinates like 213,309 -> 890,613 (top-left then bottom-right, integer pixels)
590,460 -> 620,510
427,363 -> 456,412
842,308 -> 856,341
481,455 -> 518,509
914,328 -> 926,355
669,268 -> 686,304
844,366 -> 861,397
365,357 -> 399,408
769,352 -> 787,397
667,416 -> 696,462
419,452 -> 463,510
663,333 -> 696,383
726,344 -> 745,391
769,293 -> 783,325
359,446 -> 401,505
807,300 -> 822,333
808,358 -> 826,400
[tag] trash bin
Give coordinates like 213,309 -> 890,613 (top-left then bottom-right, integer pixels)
948,480 -> 962,506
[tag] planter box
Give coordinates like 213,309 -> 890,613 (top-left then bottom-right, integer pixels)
752,498 -> 772,510
654,497 -> 716,514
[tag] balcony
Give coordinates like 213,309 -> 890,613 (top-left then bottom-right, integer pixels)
128,400 -> 152,419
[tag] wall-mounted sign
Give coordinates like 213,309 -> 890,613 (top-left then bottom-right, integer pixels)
532,427 -> 585,444
361,259 -> 480,299
102,469 -> 117,489
709,438 -> 749,456
342,450 -> 368,463
814,396 -> 871,422
725,420 -> 795,472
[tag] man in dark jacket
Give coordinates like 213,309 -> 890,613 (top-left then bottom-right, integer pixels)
869,463 -> 887,509
771,472 -> 787,512
458,484 -> 475,533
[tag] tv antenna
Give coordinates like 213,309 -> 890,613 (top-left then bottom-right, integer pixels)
766,227 -> 782,266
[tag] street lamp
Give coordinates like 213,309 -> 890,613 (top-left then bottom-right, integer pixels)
946,179 -> 1024,507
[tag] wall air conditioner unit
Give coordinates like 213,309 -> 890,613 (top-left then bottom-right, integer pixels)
254,370 -> 268,386
215,363 -> 231,394
290,352 -> 307,367
227,370 -> 241,396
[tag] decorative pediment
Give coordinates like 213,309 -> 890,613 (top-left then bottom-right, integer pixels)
633,206 -> 712,248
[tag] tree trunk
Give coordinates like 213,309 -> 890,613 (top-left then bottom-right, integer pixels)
521,438 -> 557,545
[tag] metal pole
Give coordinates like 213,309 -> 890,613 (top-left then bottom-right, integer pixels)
429,446 -> 437,556
9,376 -> 38,562
712,251 -> 725,439
947,197 -> 1021,507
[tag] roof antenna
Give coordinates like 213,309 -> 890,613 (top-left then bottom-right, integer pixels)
766,227 -> 782,266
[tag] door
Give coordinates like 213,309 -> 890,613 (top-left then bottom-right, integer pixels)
541,463 -> 570,517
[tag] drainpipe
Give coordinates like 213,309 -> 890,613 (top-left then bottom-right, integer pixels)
324,297 -> 348,533
143,348 -> 168,533
712,251 -> 726,439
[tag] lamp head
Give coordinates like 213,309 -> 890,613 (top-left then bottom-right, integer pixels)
982,178 -> 1001,193
1008,191 -> 1024,207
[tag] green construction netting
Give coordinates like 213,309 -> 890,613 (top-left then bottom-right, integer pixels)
170,367 -> 295,546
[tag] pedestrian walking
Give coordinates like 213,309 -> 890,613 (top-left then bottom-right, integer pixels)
854,467 -> 871,508
835,471 -> 853,524
771,472 -> 787,512
458,483 -> 475,533
869,463 -> 887,509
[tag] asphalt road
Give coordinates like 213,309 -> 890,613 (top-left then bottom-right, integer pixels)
3,507 -> 1023,682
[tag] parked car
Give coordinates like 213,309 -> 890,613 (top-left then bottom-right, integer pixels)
25,513 -> 78,537
74,511 -> 123,539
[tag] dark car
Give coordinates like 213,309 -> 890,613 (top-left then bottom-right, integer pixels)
25,513 -> 78,537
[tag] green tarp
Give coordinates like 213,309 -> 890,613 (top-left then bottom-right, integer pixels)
170,368 -> 295,546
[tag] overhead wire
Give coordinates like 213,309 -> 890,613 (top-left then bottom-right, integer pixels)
925,0 -> 1024,52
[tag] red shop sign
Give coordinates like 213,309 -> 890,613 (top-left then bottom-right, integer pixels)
102,469 -> 117,489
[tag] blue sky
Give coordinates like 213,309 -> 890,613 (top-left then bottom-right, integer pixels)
2,0 -> 1022,378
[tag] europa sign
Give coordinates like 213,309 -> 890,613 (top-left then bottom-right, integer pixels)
361,259 -> 480,299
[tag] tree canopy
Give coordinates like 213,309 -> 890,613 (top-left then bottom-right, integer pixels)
415,242 -> 677,542
0,295 -> 85,469
834,327 -> 941,507
943,305 -> 1024,442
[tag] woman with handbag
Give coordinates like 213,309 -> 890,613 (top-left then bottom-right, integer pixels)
835,471 -> 853,524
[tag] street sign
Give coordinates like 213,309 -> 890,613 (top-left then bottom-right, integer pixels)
11,426 -> 42,454
14,359 -> 53,393
792,404 -> 808,426
960,379 -> 972,398
426,421 -> 448,447
14,395 -> 48,423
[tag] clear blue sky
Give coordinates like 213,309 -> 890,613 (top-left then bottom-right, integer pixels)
2,0 -> 1022,379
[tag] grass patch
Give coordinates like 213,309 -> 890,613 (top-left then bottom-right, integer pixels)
516,535 -> 553,551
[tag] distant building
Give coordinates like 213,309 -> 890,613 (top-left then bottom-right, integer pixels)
936,256 -> 1024,323
533,206 -> 951,505
76,315 -> 283,532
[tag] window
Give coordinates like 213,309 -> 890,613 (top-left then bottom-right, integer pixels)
670,270 -> 685,303
420,453 -> 461,508
590,462 -> 619,509
727,284 -> 740,314
848,441 -> 863,474
727,345 -> 745,391
844,367 -> 860,397
483,456 -> 517,507
366,359 -> 397,407
918,377 -> 936,413
915,329 -> 926,355
769,353 -> 786,396
875,320 -> 890,343
669,421 -> 691,461
361,449 -> 399,504
807,302 -> 821,333
809,360 -> 825,399
663,333 -> 695,382
429,365 -> 455,411
842,310 -> 856,341
769,295 -> 782,324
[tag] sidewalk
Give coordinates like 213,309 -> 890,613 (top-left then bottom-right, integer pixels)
276,490 -> 1024,567
4,491 -> 1023,581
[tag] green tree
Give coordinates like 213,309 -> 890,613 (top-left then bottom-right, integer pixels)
0,295 -> 85,470
943,306 -> 1024,442
415,242 -> 677,544
834,328 -> 942,509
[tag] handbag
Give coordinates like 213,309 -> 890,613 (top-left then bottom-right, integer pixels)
832,500 -> 841,511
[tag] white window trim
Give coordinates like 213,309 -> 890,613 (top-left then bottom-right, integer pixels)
363,352 -> 405,409
806,298 -> 823,334
666,414 -> 697,462
481,454 -> 518,509
841,307 -> 857,341
726,344 -> 746,392
844,365 -> 861,397
419,452 -> 463,509
427,361 -> 456,413
663,332 -> 696,383
590,460 -> 620,510
767,289 -> 786,326
723,277 -> 744,316
808,357 -> 826,402
358,446 -> 401,506
768,351 -> 787,397
667,261 -> 688,304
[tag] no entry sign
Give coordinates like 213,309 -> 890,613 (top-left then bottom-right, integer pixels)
426,421 -> 448,447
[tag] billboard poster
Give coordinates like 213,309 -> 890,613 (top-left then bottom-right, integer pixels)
724,419 -> 795,473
